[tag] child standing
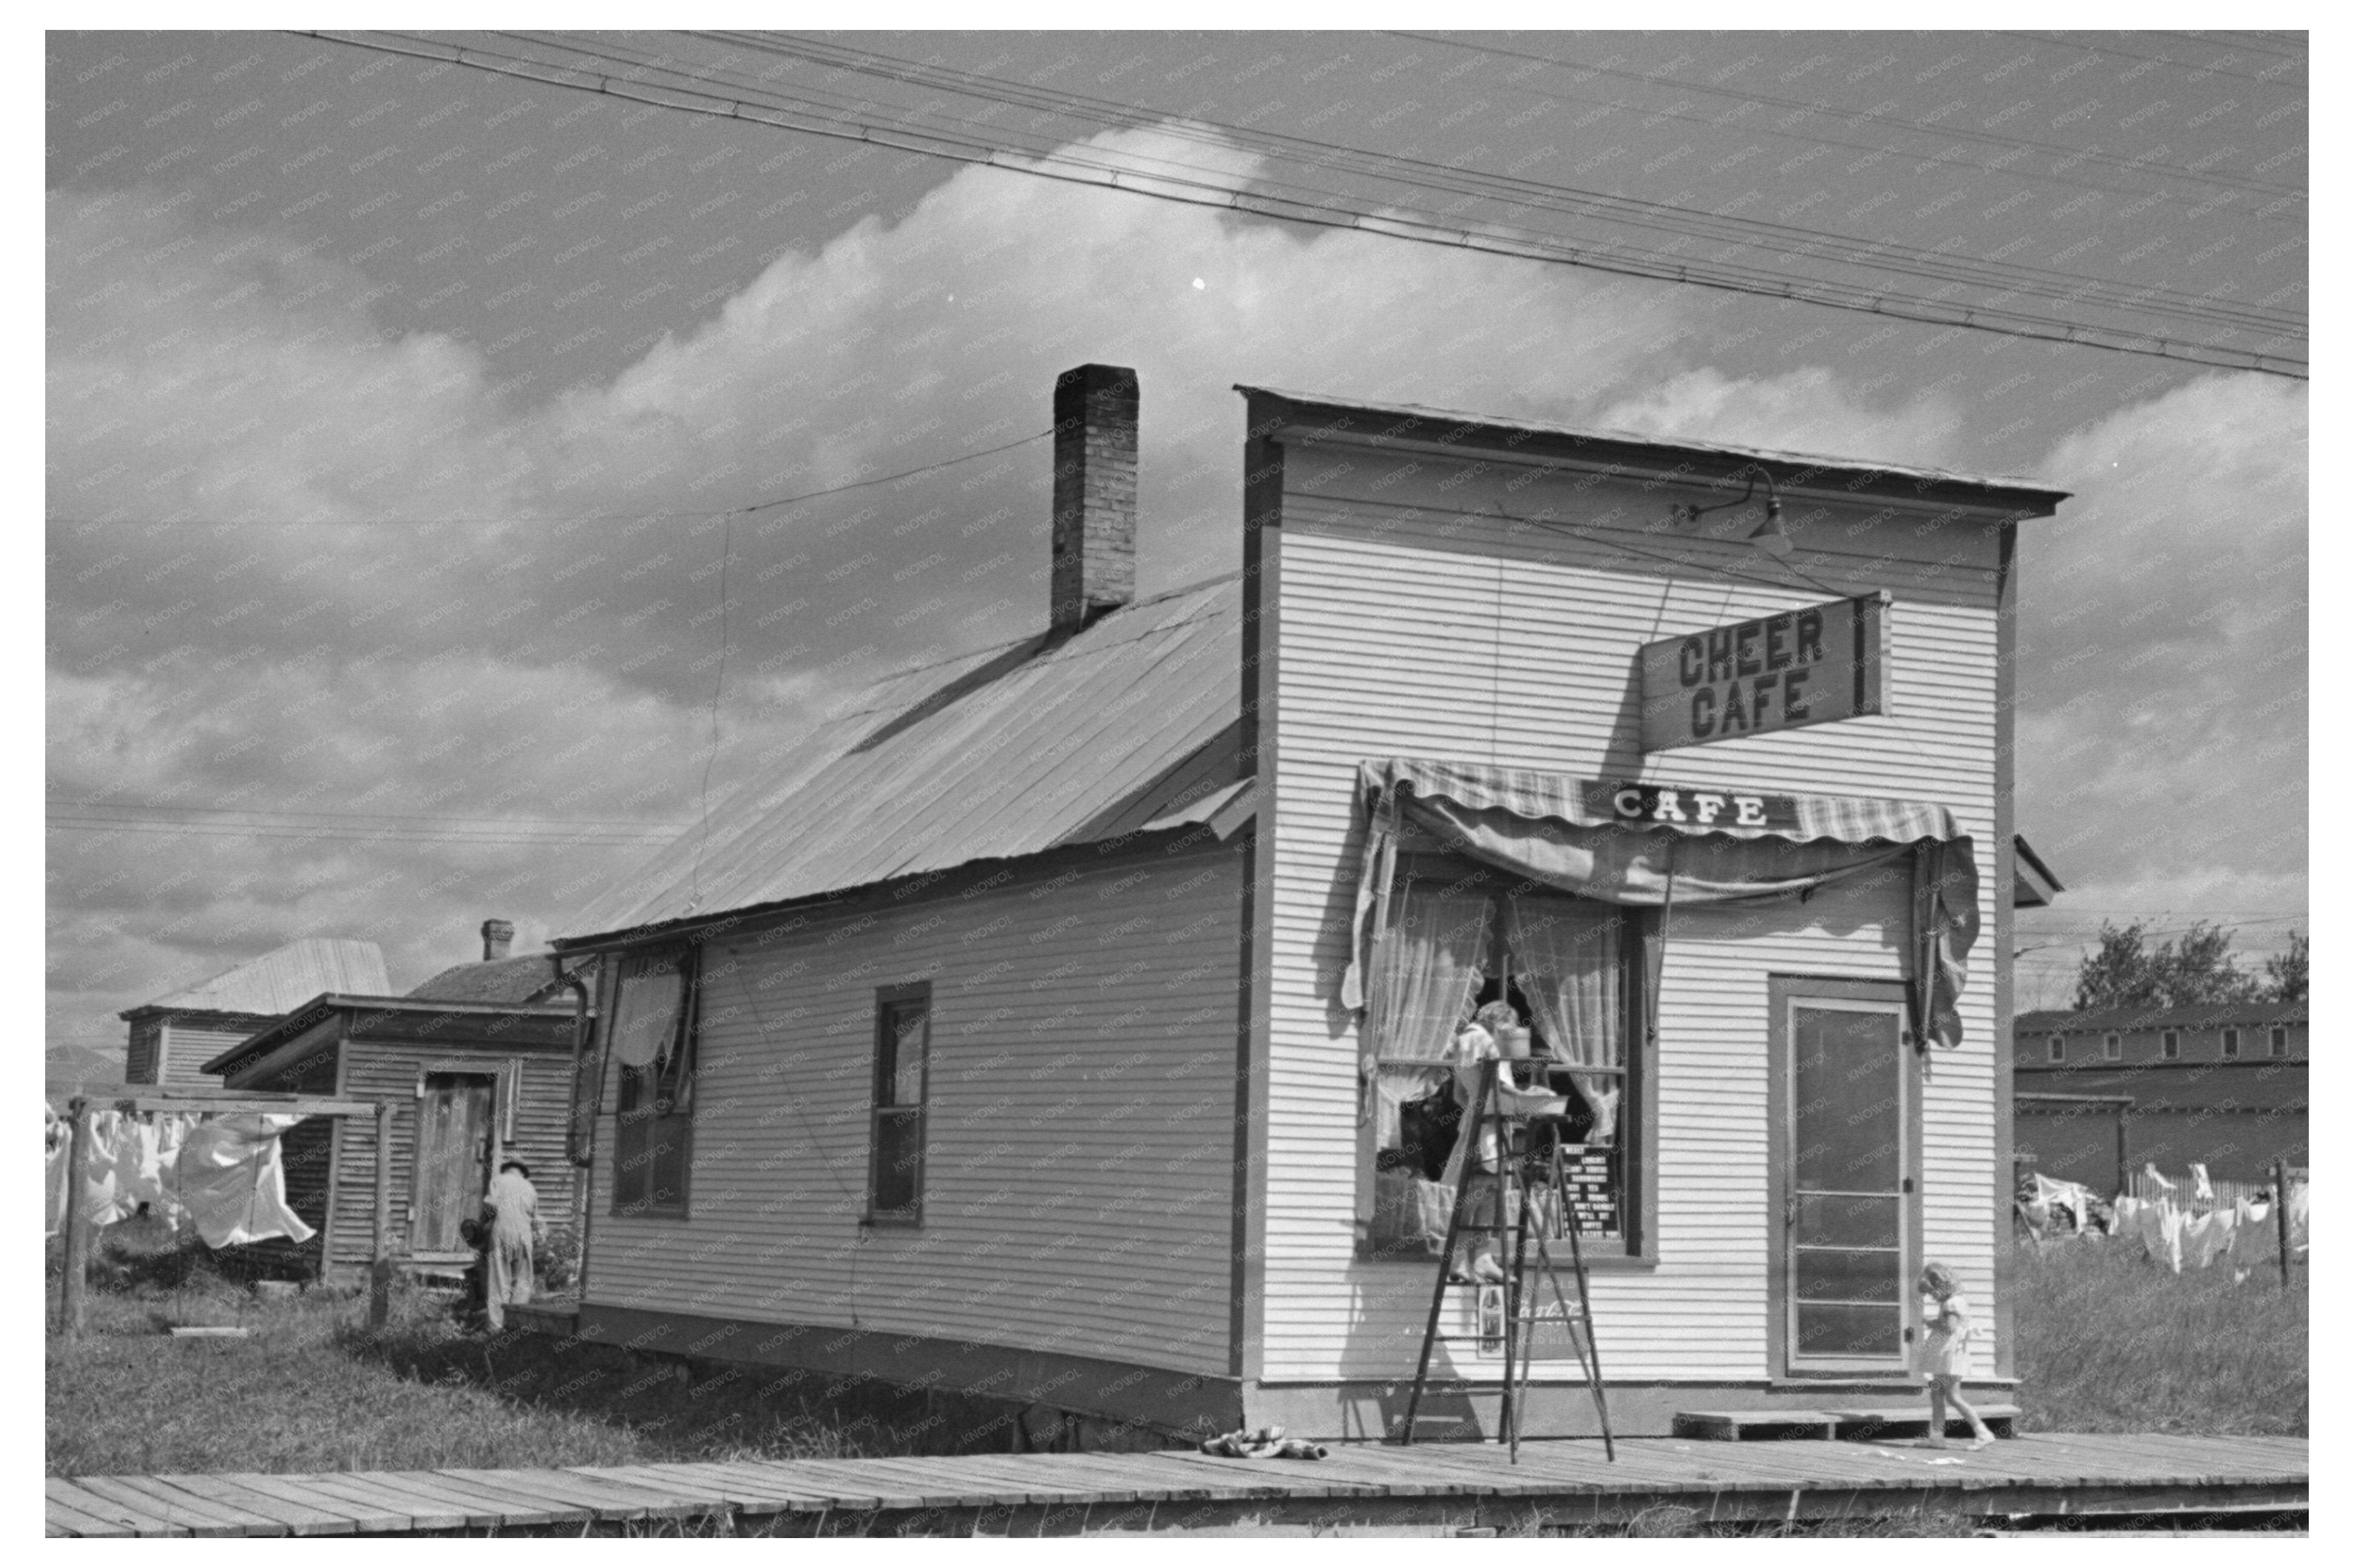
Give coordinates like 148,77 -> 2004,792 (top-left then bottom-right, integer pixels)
1917,1262 -> 1997,1449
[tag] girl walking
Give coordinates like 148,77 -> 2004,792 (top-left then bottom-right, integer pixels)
1918,1262 -> 1997,1449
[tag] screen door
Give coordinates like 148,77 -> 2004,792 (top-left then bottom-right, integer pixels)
1785,999 -> 1911,1369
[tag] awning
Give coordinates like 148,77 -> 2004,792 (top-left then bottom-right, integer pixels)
1343,758 -> 1980,1047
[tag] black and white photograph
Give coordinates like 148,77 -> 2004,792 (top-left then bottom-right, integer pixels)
42,16 -> 2310,1539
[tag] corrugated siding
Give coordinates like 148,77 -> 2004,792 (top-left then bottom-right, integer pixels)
125,1022 -> 161,1086
1263,457 -> 2007,1384
583,840 -> 1246,1381
325,1042 -> 579,1279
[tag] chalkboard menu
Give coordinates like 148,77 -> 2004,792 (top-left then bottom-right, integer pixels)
1557,1144 -> 1621,1239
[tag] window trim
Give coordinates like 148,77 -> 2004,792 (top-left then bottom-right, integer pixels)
2270,1026 -> 2288,1058
865,981 -> 933,1229
2221,1028 -> 2240,1059
2161,1029 -> 2179,1060
2046,1035 -> 2065,1064
2103,1032 -> 2121,1062
1354,858 -> 1658,1268
608,945 -> 699,1220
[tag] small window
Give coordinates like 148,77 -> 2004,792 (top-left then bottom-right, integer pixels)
2161,1030 -> 2179,1061
609,949 -> 698,1216
868,984 -> 932,1225
2046,1036 -> 2065,1064
2270,1026 -> 2287,1058
2221,1028 -> 2240,1059
2103,1033 -> 2121,1061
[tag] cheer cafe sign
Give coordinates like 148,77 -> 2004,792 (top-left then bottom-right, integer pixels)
1638,591 -> 1891,753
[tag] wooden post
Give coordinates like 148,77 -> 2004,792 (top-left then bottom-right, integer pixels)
2274,1159 -> 2293,1292
2115,1108 -> 2131,1200
370,1099 -> 393,1329
59,1098 -> 92,1341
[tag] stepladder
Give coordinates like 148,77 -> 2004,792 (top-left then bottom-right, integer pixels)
1398,1056 -> 1616,1461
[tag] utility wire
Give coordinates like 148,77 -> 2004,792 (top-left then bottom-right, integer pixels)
1390,32 -> 2306,200
1993,30 -> 2307,89
49,428 -> 1052,530
306,31 -> 2303,378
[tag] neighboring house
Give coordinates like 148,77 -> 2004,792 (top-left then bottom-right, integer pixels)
119,937 -> 388,1089
2013,1003 -> 2308,1187
548,364 -> 2066,1442
201,920 -> 592,1281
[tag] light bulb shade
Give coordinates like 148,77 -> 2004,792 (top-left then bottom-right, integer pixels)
1749,512 -> 1794,557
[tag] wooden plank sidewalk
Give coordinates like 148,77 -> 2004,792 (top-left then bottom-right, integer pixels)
45,1434 -> 2308,1537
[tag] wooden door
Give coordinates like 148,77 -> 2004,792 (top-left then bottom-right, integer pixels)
1782,998 -> 1913,1372
412,1073 -> 495,1256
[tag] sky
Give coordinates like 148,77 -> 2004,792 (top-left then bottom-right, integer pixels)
43,27 -> 2308,1062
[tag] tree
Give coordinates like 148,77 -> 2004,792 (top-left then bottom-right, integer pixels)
2072,920 -> 2264,1011
2265,930 -> 2308,1005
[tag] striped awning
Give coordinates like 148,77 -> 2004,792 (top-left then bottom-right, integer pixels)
1360,758 -> 1965,846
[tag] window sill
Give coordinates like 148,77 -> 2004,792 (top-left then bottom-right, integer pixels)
861,1216 -> 923,1231
609,1205 -> 691,1221
1357,1249 -> 1657,1271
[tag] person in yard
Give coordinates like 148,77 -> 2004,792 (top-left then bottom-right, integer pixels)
481,1158 -> 546,1332
1917,1262 -> 1997,1450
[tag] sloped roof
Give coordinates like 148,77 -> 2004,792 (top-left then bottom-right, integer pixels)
2018,1002 -> 2306,1034
561,575 -> 1246,943
124,938 -> 390,1019
406,953 -> 586,1005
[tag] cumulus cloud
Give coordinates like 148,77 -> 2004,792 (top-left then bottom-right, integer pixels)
1597,363 -> 1970,469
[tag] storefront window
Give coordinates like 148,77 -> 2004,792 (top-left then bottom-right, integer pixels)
1365,862 -> 1643,1264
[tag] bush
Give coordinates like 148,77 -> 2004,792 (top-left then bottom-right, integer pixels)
539,1227 -> 581,1292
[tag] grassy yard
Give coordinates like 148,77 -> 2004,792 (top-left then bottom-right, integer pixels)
2012,1233 -> 2306,1436
50,1231 -> 2305,1486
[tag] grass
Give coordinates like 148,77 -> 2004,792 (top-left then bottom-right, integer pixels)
49,1225 -> 2305,1493
2012,1232 -> 2306,1436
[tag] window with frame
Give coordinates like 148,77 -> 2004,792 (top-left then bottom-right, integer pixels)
609,948 -> 697,1216
867,984 -> 931,1226
1362,861 -> 1646,1263
2162,1030 -> 2179,1060
2103,1033 -> 2121,1061
2270,1026 -> 2287,1058
2047,1036 -> 2065,1064
2221,1028 -> 2240,1059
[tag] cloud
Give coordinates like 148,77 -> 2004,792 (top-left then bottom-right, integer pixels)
1596,364 -> 1969,468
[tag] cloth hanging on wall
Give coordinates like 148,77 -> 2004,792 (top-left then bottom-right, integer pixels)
1503,894 -> 1625,1142
175,1113 -> 315,1249
1342,758 -> 1980,1045
1362,883 -> 1492,1145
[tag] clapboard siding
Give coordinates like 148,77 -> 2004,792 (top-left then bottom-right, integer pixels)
327,1040 -> 579,1279
1261,454 -> 2008,1385
583,838 -> 1247,1381
159,1016 -> 274,1088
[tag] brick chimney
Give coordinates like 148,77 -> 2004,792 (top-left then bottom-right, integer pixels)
1050,363 -> 1139,636
481,918 -> 515,962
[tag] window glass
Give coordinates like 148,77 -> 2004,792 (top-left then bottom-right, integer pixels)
2047,1036 -> 2064,1063
2223,1028 -> 2240,1058
870,990 -> 931,1223
611,949 -> 696,1215
2162,1031 -> 2179,1059
1365,865 -> 1640,1263
2104,1033 -> 2121,1061
2270,1026 -> 2287,1058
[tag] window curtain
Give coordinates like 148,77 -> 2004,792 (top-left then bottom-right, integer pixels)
610,954 -> 685,1070
1505,895 -> 1624,1144
1365,881 -> 1494,1146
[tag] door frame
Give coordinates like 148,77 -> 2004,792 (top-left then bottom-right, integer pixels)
410,1069 -> 499,1262
1765,974 -> 1923,1380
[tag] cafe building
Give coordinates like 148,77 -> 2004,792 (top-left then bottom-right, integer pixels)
547,366 -> 2067,1442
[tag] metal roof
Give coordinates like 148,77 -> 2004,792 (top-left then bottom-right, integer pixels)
2016,1002 -> 2307,1034
560,575 -> 1246,944
123,938 -> 391,1019
406,953 -> 587,1005
1239,384 -> 2071,509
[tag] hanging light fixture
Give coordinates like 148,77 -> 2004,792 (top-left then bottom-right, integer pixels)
1666,467 -> 1792,556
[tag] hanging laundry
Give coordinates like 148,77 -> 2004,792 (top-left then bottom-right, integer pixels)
79,1109 -> 133,1229
2190,1163 -> 2215,1203
2141,1162 -> 2176,1195
45,1138 -> 70,1238
175,1114 -> 315,1249
2183,1206 -> 2239,1271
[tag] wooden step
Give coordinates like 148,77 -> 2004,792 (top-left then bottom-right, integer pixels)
1671,1409 -> 1839,1441
1828,1405 -> 2021,1441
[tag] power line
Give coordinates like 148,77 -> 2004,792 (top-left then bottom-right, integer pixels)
305,32 -> 2302,379
696,29 -> 2301,336
46,799 -> 691,828
1391,32 -> 2306,200
49,429 -> 1052,529
1993,30 -> 2307,89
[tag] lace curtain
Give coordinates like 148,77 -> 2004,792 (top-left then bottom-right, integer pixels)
1505,894 -> 1624,1144
1365,882 -> 1494,1146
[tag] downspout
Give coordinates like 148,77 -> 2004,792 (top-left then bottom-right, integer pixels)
553,954 -> 595,1304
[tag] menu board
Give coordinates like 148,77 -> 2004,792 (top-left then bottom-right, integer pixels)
1557,1144 -> 1621,1239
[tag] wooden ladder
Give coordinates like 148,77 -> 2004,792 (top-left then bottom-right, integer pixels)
1398,1058 -> 1616,1462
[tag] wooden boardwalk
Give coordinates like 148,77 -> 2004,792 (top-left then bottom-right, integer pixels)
45,1433 -> 2306,1537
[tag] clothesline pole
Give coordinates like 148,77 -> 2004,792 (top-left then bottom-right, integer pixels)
59,1097 -> 92,1342
2273,1158 -> 2292,1294
371,1100 -> 393,1329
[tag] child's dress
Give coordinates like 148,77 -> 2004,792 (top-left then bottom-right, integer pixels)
1918,1292 -> 1974,1377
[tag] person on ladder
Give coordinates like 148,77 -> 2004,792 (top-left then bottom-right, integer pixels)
1442,1001 -> 1566,1283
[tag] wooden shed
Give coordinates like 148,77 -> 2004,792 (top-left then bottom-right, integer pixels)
202,923 -> 590,1282
548,365 -> 2066,1442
